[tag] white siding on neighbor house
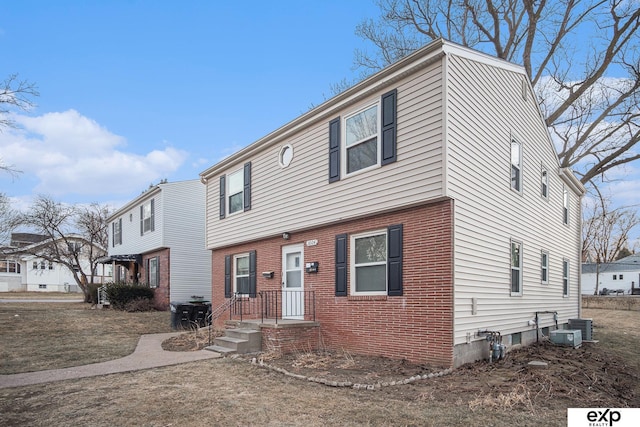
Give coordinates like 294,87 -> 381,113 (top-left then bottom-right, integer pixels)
445,54 -> 582,345
582,268 -> 640,295
108,180 -> 211,301
205,59 -> 446,249
159,181 -> 211,301
109,188 -> 163,256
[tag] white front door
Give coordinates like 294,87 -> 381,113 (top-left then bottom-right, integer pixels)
282,244 -> 304,319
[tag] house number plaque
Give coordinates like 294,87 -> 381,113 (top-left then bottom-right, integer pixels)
306,239 -> 318,247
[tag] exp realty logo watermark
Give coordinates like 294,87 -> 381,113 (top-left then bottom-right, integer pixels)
568,408 -> 640,427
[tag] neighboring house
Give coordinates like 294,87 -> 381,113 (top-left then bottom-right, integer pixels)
582,254 -> 640,295
0,233 -> 110,293
199,39 -> 585,368
102,180 -> 211,309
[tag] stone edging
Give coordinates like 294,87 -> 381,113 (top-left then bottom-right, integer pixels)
248,357 -> 453,390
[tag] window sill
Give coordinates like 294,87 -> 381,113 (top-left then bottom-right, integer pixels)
348,295 -> 388,302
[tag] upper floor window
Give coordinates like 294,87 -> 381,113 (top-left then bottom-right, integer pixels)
541,166 -> 548,198
511,240 -> 522,295
112,218 -> 122,246
141,199 -> 155,234
68,241 -> 82,255
228,169 -> 245,215
345,104 -> 379,175
541,251 -> 549,284
219,162 -> 252,219
563,186 -> 569,225
329,89 -> 397,183
511,138 -> 522,192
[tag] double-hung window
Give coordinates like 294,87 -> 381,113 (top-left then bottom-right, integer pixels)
541,251 -> 549,284
345,104 -> 379,175
541,166 -> 548,198
234,254 -> 250,295
148,257 -> 159,288
511,138 -> 522,192
329,89 -> 397,183
228,169 -> 244,215
562,259 -> 569,296
112,218 -> 122,246
511,240 -> 522,295
141,199 -> 155,234
351,230 -> 387,295
563,186 -> 569,225
219,162 -> 252,218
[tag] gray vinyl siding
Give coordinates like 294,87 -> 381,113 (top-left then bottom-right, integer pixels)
445,54 -> 581,345
206,60 -> 446,249
160,181 -> 211,302
108,180 -> 211,301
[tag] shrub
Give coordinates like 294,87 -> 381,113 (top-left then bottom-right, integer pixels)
123,297 -> 156,312
104,282 -> 155,311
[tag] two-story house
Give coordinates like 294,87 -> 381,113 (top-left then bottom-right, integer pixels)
103,180 -> 211,309
199,39 -> 585,368
1,233 -> 110,293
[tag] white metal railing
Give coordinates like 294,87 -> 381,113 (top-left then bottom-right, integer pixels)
97,285 -> 110,305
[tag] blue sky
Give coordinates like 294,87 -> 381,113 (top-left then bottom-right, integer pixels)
1,0 -> 380,208
1,1 -> 639,247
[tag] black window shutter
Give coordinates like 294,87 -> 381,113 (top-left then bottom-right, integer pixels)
381,89 -> 397,166
387,223 -> 403,296
249,250 -> 257,298
328,117 -> 341,183
118,218 -> 122,245
224,255 -> 232,298
112,222 -> 115,247
335,233 -> 347,296
219,175 -> 226,219
244,162 -> 252,212
150,198 -> 155,232
139,206 -> 144,236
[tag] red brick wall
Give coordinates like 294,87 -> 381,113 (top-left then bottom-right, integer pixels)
211,200 -> 454,367
261,325 -> 321,354
141,249 -> 171,310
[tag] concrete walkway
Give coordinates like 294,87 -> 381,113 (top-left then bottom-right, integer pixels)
0,332 -> 221,389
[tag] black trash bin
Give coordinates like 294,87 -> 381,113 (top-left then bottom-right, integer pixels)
191,303 -> 208,327
170,302 -> 194,330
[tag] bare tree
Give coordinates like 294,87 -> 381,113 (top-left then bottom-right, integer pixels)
0,193 -> 14,249
1,73 -> 39,176
13,195 -> 110,301
353,0 -> 640,187
582,190 -> 640,294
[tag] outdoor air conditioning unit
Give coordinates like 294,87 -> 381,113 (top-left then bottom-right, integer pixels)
550,329 -> 582,348
568,318 -> 593,341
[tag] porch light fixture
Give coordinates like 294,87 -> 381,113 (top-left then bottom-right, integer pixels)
282,232 -> 290,240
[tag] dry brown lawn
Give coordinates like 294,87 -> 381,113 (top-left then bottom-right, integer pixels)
0,299 -> 638,427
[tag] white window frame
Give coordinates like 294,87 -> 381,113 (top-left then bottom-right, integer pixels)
233,253 -> 250,296
562,258 -> 569,297
563,185 -> 569,225
510,239 -> 523,296
142,200 -> 154,234
541,250 -> 549,284
350,229 -> 387,296
148,257 -> 159,288
511,137 -> 522,193
113,219 -> 122,246
227,169 -> 244,215
541,165 -> 548,199
342,101 -> 381,177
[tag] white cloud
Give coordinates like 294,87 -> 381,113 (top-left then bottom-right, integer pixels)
0,110 -> 188,198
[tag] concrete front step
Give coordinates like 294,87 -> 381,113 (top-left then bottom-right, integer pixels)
207,327 -> 262,356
